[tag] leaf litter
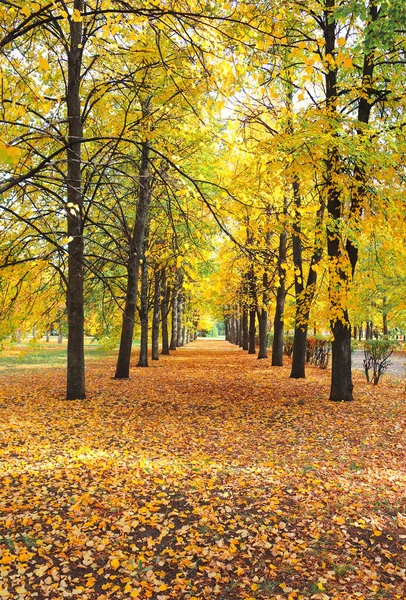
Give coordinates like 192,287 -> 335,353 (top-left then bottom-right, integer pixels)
0,339 -> 405,600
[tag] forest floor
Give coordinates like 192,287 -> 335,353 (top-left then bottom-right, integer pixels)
0,339 -> 405,600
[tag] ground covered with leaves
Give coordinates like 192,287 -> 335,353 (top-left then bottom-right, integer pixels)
1,340 -> 405,600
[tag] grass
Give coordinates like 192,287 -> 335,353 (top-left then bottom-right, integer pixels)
0,337 -> 119,370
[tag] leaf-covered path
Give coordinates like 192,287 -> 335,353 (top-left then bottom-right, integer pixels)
1,339 -> 406,600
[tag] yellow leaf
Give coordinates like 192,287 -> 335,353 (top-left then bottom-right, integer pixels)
86,577 -> 96,588
110,558 -> 120,570
317,581 -> 326,591
343,56 -> 353,69
130,591 -> 140,598
21,6 -> 31,17
72,8 -> 82,22
34,564 -> 49,577
39,56 -> 50,71
251,583 -> 258,591
337,37 -> 346,47
373,529 -> 382,536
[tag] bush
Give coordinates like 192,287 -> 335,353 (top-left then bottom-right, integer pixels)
283,334 -> 294,357
306,336 -> 331,369
363,339 -> 395,385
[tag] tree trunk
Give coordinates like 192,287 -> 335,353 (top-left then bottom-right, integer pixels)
290,180 -> 324,378
238,315 -> 244,347
114,258 -> 138,378
137,249 -> 149,368
248,306 -> 256,354
382,298 -> 389,336
272,230 -> 287,366
257,308 -> 268,359
151,268 -> 161,360
235,313 -> 240,346
242,308 -> 249,350
330,318 -> 353,401
161,272 -> 170,355
169,287 -> 178,350
66,1 -> 85,400
177,289 -> 183,347
114,135 -> 150,378
257,269 -> 269,359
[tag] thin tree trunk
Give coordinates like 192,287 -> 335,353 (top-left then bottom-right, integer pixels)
242,307 -> 249,350
137,247 -> 149,367
382,298 -> 389,336
257,270 -> 269,359
115,258 -> 138,378
114,134 -> 150,378
290,181 -> 324,378
161,272 -> 170,355
272,229 -> 287,366
169,287 -> 178,350
229,314 -> 236,344
151,268 -> 161,360
236,313 -> 241,346
177,289 -> 183,347
239,314 -> 244,347
248,307 -> 256,354
66,0 -> 85,400
257,307 -> 268,359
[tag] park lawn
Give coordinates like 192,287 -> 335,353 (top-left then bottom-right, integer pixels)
0,339 -> 116,370
0,339 -> 405,600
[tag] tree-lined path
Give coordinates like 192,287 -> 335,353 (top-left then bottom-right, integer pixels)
1,339 -> 405,599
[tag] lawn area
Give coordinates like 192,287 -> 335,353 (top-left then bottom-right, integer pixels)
0,338 -> 116,370
0,339 -> 405,600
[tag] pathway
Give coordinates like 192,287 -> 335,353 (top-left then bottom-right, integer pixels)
352,349 -> 405,378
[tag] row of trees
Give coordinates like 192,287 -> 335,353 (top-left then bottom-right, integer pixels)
1,0 -> 406,401
0,0 -> 227,398
202,0 -> 406,400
